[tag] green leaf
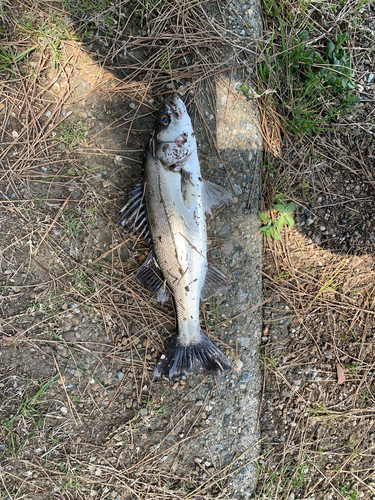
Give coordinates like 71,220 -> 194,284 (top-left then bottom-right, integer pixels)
258,211 -> 270,223
266,228 -> 272,238
273,228 -> 281,241
285,202 -> 296,214
14,46 -> 36,62
259,226 -> 269,233
277,217 -> 286,230
299,30 -> 309,42
326,41 -> 335,56
273,203 -> 286,213
285,215 -> 295,229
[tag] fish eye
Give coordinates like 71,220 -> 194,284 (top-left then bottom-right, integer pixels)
160,115 -> 170,126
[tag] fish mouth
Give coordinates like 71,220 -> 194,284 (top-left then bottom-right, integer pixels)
163,92 -> 186,119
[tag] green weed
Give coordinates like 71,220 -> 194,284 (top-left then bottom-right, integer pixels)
257,459 -> 313,498
339,484 -> 358,500
141,0 -> 164,25
258,201 -> 296,240
1,375 -> 58,457
16,16 -> 78,70
258,26 -> 359,135
62,0 -> 112,15
62,208 -> 84,238
0,43 -> 35,75
59,121 -> 88,148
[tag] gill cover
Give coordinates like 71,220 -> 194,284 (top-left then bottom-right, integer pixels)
153,93 -> 196,168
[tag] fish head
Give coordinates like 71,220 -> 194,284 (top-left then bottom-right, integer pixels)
153,93 -> 196,169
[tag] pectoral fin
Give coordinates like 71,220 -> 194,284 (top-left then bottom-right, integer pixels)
202,180 -> 232,214
201,264 -> 229,300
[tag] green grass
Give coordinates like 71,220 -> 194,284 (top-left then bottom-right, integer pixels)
62,0 -> 112,15
255,21 -> 360,135
256,459 -> 313,499
62,0 -> 120,38
0,43 -> 35,75
0,375 -> 59,458
16,15 -> 79,69
59,121 -> 88,148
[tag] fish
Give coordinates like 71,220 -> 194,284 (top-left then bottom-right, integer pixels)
118,93 -> 232,379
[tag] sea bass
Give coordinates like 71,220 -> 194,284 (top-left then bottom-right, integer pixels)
118,93 -> 232,379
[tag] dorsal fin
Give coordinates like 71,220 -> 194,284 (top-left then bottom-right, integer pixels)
117,183 -> 151,242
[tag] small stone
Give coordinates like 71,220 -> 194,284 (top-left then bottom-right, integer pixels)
76,436 -> 82,443
225,407 -> 232,415
129,102 -> 136,109
62,332 -> 78,345
304,209 -> 311,217
306,218 -> 314,225
239,371 -> 251,383
117,371 -> 124,380
368,73 -> 374,83
60,406 -> 68,414
232,359 -> 243,373
201,412 -> 207,420
52,82 -> 60,93
12,130 -> 19,138
218,224 -> 230,236
319,226 -> 325,231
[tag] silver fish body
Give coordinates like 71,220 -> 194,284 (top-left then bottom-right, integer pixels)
145,148 -> 206,347
118,94 -> 231,379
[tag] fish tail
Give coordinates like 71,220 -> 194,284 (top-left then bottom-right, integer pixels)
153,331 -> 231,380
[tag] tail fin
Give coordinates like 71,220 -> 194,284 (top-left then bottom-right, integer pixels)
153,332 -> 231,380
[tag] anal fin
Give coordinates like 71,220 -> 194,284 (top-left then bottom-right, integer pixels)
201,264 -> 229,301
202,179 -> 232,215
134,249 -> 170,303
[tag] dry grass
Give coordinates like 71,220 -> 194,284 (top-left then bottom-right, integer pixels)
255,0 -> 375,498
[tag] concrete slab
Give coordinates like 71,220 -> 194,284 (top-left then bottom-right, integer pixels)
174,2 -> 264,496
